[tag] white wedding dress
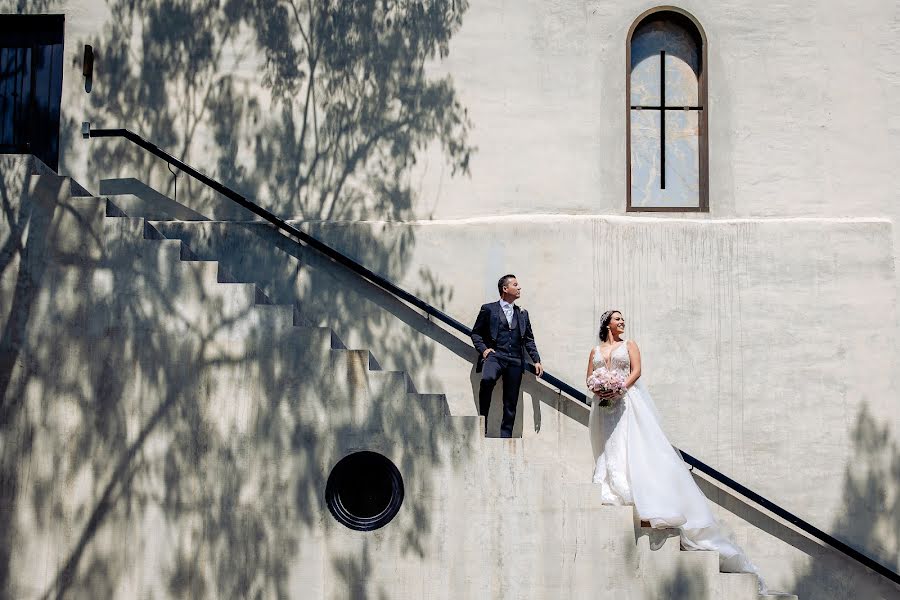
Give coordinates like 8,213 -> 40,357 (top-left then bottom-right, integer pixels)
588,341 -> 765,583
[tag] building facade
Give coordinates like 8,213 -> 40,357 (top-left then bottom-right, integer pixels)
1,1 -> 898,598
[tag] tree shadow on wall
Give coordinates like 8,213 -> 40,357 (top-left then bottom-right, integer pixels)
694,402 -> 900,599
788,403 -> 900,599
82,0 -> 473,221
9,0 -> 57,11
0,177 -> 479,600
642,402 -> 900,600
0,167 -> 59,600
75,0 -> 477,449
2,1 -> 476,599
655,564 -> 710,600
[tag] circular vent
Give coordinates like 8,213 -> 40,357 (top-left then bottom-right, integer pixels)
325,451 -> 404,531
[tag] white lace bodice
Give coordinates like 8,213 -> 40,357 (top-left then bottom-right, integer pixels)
593,341 -> 630,377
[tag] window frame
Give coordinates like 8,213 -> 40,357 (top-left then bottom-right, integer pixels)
625,7 -> 709,213
0,14 -> 65,171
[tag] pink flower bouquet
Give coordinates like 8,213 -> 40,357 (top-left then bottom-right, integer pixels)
587,367 -> 627,406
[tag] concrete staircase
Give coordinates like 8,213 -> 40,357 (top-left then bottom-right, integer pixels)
1,171 -> 796,599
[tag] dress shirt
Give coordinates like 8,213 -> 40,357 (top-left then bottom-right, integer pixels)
499,299 -> 515,327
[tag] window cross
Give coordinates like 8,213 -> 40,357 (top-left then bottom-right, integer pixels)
630,51 -> 703,189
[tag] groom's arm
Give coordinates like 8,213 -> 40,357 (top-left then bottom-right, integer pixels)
522,310 -> 541,364
471,304 -> 491,356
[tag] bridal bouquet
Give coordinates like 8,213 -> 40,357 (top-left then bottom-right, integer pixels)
587,367 -> 627,407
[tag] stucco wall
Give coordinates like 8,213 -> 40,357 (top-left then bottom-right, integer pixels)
2,169 -> 812,600
4,0 -> 897,220
140,209 -> 898,597
2,0 -> 898,595
414,0 -> 899,219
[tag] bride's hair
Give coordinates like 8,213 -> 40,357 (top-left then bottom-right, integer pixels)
598,309 -> 620,342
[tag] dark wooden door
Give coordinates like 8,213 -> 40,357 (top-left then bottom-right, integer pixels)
0,15 -> 64,171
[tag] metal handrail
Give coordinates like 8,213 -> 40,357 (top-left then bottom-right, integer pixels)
83,122 -> 900,587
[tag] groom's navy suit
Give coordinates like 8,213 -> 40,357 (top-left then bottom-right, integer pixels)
471,301 -> 541,437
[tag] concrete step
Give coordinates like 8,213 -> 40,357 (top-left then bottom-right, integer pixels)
637,526 -> 685,560
168,256 -> 255,302
367,370 -> 417,398
177,246 -> 257,291
174,256 -> 269,306
324,348 -> 385,430
145,220 -> 226,260
149,220 -> 312,307
220,321 -> 336,359
150,220 -> 304,288
65,176 -> 93,197
22,170 -> 93,198
635,525 -> 777,600
359,371 -> 419,429
101,214 -> 167,253
635,529 -> 722,599
2,191 -> 111,272
718,572 -> 761,598
103,192 -> 208,221
408,393 -> 451,419
330,347 -> 380,373
44,196 -> 108,261
553,488 -> 765,597
444,414 -> 485,451
214,281 -> 268,317
320,351 -> 455,435
258,323 -> 343,370
96,213 -> 276,323
4,155 -> 57,177
208,303 -> 296,346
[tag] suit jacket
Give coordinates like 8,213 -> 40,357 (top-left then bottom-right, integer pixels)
471,301 -> 541,373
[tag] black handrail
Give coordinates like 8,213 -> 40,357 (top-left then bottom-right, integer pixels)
83,123 -> 900,588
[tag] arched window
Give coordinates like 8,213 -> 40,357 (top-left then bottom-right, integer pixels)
627,8 -> 707,211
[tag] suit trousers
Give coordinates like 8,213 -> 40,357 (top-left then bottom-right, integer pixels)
478,353 -> 524,438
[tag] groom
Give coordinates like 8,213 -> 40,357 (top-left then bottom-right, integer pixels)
471,274 -> 543,438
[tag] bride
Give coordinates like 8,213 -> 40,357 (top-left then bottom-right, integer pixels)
587,309 -> 769,588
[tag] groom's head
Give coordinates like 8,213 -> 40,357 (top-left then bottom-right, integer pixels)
498,274 -> 521,302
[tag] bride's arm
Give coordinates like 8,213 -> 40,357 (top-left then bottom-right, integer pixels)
586,347 -> 596,385
624,340 -> 642,388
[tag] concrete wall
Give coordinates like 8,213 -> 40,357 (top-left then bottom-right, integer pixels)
144,211 -> 897,598
414,0 -> 899,220
3,170 -> 891,596
2,0 -> 895,221
2,0 -> 899,596
0,168 -> 811,600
